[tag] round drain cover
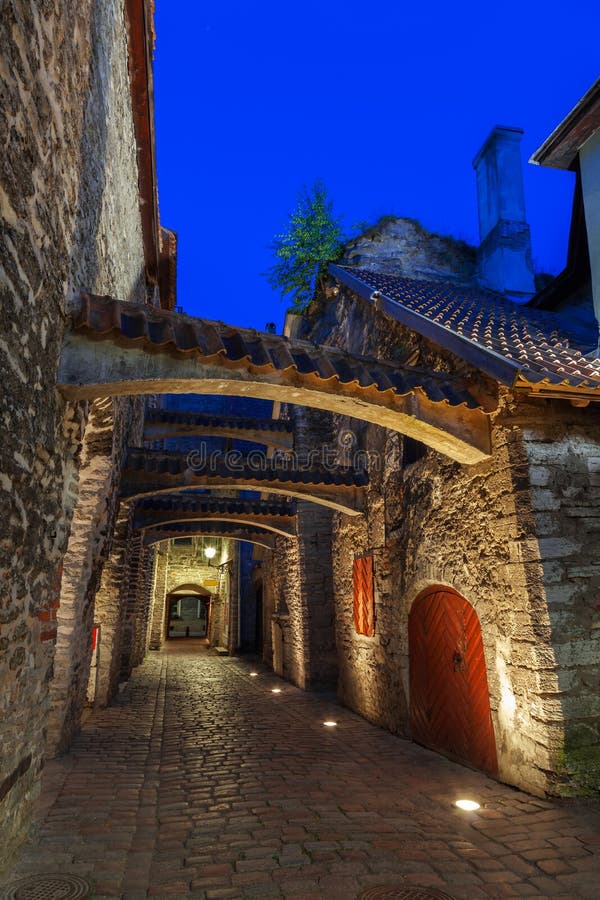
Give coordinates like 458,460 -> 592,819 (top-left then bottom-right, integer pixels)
2,874 -> 90,900
358,889 -> 455,900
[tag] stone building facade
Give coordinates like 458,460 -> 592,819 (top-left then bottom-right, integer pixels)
0,0 -> 151,865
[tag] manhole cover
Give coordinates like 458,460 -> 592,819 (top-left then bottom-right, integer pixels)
357,889 -> 455,900
2,874 -> 90,900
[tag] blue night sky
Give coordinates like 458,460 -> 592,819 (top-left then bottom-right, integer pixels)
154,1 -> 598,332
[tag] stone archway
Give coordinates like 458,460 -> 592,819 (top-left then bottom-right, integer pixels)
408,585 -> 498,776
166,584 -> 212,641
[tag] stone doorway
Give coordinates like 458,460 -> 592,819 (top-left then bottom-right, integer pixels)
408,585 -> 498,776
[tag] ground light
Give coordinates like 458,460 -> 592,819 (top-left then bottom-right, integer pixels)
271,688 -> 282,693
249,672 -> 258,677
455,799 -> 480,811
323,721 -> 337,727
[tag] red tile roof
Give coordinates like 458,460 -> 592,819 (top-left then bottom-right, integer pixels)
331,266 -> 600,397
72,293 -> 483,411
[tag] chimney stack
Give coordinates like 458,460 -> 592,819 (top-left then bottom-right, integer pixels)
473,126 -> 536,301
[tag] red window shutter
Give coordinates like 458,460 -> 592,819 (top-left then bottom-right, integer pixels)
353,555 -> 374,636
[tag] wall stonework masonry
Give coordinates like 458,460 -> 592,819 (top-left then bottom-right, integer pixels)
0,0 -> 145,865
283,273 -> 600,797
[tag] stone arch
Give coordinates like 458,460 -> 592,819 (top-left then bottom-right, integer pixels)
168,582 -> 212,596
165,585 -> 212,641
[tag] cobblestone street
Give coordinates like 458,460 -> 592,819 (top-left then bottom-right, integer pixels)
3,642 -> 600,899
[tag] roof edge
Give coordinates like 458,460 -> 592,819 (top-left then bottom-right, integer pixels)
530,78 -> 600,170
329,264 -> 522,387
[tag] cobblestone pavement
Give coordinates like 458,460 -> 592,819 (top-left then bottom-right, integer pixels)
3,642 -> 600,899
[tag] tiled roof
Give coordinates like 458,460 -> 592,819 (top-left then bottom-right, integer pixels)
145,410 -> 292,434
120,449 -> 367,515
133,495 -> 297,537
143,522 -> 277,549
72,293 -> 482,410
123,449 -> 367,488
134,495 -> 296,517
330,265 -> 600,397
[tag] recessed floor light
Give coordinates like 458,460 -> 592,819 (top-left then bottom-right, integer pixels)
455,799 -> 480,811
249,672 -> 258,677
271,688 -> 282,693
323,721 -> 337,727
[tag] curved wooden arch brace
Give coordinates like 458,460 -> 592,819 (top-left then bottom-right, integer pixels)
122,479 -> 363,516
136,514 -> 296,538
144,528 -> 276,550
59,333 -> 491,465
144,410 -> 293,450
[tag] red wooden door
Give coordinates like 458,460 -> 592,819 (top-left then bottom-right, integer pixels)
409,586 -> 498,775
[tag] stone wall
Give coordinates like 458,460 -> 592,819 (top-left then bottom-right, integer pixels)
342,217 -> 477,285
148,546 -> 169,650
264,406 -> 338,690
0,0 -> 144,866
303,275 -> 600,796
523,412 -> 600,794
46,396 -> 144,756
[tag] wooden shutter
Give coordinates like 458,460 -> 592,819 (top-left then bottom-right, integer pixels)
353,555 -> 375,636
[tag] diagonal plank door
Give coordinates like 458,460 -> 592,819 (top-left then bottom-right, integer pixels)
409,586 -> 498,775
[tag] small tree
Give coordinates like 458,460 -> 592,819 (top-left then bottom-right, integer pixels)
264,180 -> 344,313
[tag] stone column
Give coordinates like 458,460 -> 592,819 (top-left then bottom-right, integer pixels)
148,547 -> 169,650
93,509 -> 131,707
46,398 -> 116,757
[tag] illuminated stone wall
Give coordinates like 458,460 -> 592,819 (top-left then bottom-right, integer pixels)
298,270 -> 600,796
0,0 -> 144,866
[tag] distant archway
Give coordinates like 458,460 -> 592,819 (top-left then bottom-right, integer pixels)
166,584 -> 212,640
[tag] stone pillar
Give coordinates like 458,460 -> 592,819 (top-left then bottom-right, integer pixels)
93,509 -> 131,707
148,547 -> 169,650
46,399 -> 115,757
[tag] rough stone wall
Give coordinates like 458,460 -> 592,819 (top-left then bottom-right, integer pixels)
523,412 -> 600,794
148,547 -> 169,650
122,540 -> 156,677
307,276 -> 600,796
47,397 -> 144,757
263,406 -> 338,689
342,217 -> 477,285
266,534 -> 306,686
92,508 -> 133,707
0,0 -> 144,866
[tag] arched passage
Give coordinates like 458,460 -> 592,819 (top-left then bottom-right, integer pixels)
408,585 -> 498,776
166,585 -> 212,640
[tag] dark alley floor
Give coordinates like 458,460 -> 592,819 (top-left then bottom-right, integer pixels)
2,642 -> 600,900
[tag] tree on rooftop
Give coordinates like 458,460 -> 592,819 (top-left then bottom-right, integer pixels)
264,180 -> 344,313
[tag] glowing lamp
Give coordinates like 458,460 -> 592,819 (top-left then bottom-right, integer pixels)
323,721 -> 337,727
271,688 -> 282,694
204,546 -> 217,560
455,799 -> 480,811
